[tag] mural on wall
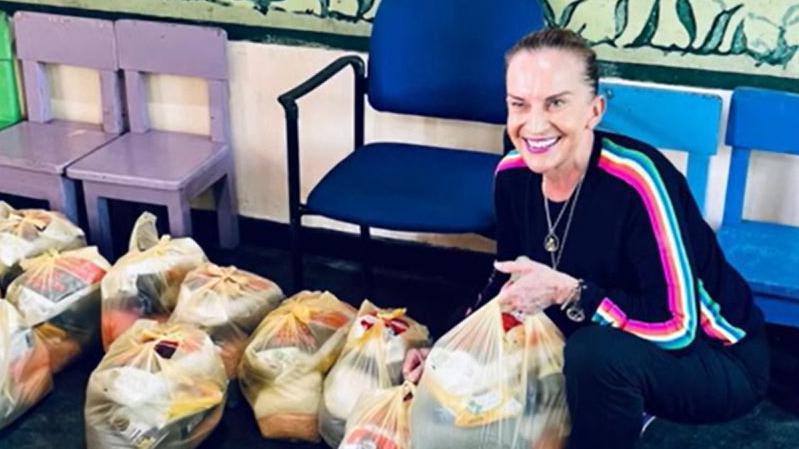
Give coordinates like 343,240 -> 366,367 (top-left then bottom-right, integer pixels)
3,0 -> 796,86
545,0 -> 799,79
0,0 -> 381,36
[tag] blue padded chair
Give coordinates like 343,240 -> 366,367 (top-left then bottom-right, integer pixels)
278,0 -> 544,291
717,87 -> 799,328
597,82 -> 722,214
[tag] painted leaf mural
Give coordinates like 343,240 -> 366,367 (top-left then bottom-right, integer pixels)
541,0 -> 799,81
614,0 -> 629,39
627,0 -> 660,48
4,0 -> 798,86
676,0 -> 697,45
697,4 -> 744,54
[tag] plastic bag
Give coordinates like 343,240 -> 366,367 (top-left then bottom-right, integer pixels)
85,320 -> 227,449
0,300 -> 53,429
170,263 -> 285,378
6,247 -> 109,372
239,291 -> 356,442
410,298 -> 569,449
101,213 -> 207,350
339,381 -> 415,449
320,300 -> 429,447
0,202 -> 86,291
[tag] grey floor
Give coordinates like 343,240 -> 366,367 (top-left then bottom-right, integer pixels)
1,244 -> 797,449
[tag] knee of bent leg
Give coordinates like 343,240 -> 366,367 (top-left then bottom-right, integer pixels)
564,326 -> 632,382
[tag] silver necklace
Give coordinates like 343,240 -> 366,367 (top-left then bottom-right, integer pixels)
543,178 -> 584,270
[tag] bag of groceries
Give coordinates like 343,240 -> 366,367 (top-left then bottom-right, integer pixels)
0,202 -> 85,291
170,263 -> 285,378
6,247 -> 109,373
238,291 -> 356,442
0,300 -> 53,430
410,297 -> 569,449
85,320 -> 227,449
339,381 -> 415,449
319,300 -> 429,447
101,212 -> 206,350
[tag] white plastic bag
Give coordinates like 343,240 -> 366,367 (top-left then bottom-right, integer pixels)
170,263 -> 284,378
85,320 -> 227,449
0,202 -> 85,290
339,381 -> 415,449
0,300 -> 53,429
320,300 -> 429,447
239,291 -> 356,442
101,213 -> 206,350
410,298 -> 569,449
7,247 -> 109,372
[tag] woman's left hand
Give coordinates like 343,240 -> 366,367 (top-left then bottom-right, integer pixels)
494,257 -> 579,314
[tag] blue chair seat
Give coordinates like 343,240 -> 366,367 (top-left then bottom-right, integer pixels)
717,221 -> 799,325
307,143 -> 500,233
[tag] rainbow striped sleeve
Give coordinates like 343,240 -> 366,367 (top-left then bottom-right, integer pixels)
593,139 -> 697,350
698,280 -> 746,345
495,150 -> 527,174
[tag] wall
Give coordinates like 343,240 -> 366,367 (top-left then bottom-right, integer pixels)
4,1 -> 799,255
1,0 -> 377,35
546,0 -> 799,87
44,43 -> 502,253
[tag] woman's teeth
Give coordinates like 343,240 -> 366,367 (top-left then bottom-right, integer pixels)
524,137 -> 559,153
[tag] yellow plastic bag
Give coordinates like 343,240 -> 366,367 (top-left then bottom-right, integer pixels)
238,291 -> 356,442
0,202 -> 85,290
85,320 -> 227,449
0,300 -> 53,429
319,300 -> 429,447
7,247 -> 109,373
101,213 -> 207,350
410,298 -> 569,449
340,381 -> 415,449
170,263 -> 285,378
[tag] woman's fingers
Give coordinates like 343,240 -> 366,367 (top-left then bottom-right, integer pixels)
402,347 -> 430,384
494,259 -> 533,274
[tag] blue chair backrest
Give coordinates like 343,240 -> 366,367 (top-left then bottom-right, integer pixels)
722,87 -> 799,226
597,82 -> 722,213
368,0 -> 544,125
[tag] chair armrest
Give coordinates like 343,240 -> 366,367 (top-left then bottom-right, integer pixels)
279,54 -> 366,226
278,55 -> 366,119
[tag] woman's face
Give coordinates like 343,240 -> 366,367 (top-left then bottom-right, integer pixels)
506,48 -> 605,177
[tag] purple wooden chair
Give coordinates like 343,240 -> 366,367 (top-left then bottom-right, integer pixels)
0,12 -> 122,223
67,19 -> 239,257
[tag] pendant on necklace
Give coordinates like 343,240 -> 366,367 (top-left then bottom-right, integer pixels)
544,234 -> 560,253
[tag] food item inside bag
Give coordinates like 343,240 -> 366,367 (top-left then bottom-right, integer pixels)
319,300 -> 429,448
340,381 -> 416,449
85,320 -> 227,449
410,298 -> 569,449
0,300 -> 53,430
238,291 -> 356,442
101,212 -> 207,350
7,247 -> 109,372
0,202 -> 86,292
170,263 -> 285,378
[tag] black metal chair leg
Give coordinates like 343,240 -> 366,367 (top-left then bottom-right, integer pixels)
360,224 -> 373,298
290,214 -> 304,294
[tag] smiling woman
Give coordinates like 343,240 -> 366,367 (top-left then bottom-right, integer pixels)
406,27 -> 771,449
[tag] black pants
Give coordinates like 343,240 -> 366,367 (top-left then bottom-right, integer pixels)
564,326 -> 770,449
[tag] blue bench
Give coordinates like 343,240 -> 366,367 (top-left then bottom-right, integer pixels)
597,81 -> 722,214
717,87 -> 799,328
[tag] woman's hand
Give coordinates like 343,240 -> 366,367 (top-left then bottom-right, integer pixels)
402,347 -> 430,384
494,257 -> 578,314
